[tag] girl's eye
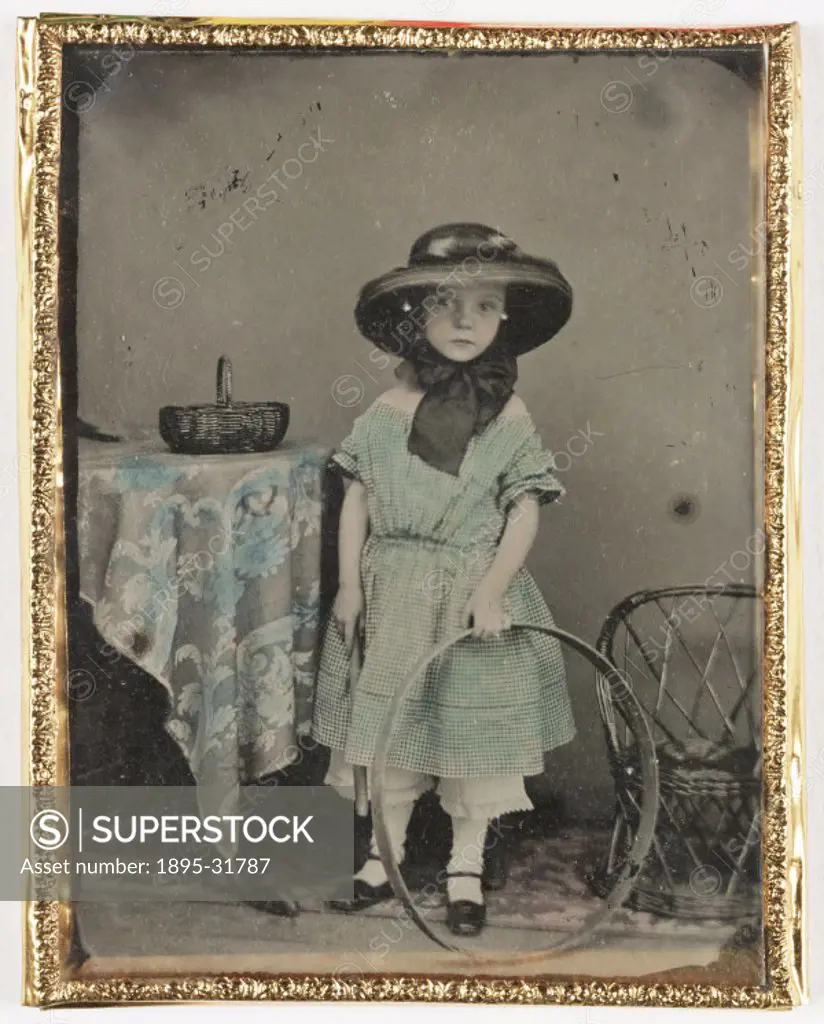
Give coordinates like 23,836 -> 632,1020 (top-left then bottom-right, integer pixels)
479,300 -> 502,314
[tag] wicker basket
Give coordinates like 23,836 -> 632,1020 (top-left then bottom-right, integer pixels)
159,356 -> 289,455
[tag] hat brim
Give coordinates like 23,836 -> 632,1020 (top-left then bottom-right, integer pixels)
354,259 -> 573,357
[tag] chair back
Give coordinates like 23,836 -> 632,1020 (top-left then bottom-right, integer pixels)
595,585 -> 760,759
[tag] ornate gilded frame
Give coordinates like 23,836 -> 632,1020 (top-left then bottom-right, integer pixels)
16,16 -> 805,1009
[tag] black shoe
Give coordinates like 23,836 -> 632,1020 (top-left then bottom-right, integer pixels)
482,829 -> 509,892
327,855 -> 394,913
446,871 -> 486,937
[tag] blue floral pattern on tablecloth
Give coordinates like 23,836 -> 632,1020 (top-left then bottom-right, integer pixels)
77,438 -> 331,800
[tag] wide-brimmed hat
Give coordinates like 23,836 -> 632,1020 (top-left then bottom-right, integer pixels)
354,223 -> 573,357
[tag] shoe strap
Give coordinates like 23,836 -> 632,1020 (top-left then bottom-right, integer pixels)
447,870 -> 483,880
366,852 -> 384,862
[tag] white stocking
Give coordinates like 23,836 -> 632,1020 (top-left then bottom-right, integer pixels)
355,800 -> 415,887
447,816 -> 490,904
355,766 -> 433,886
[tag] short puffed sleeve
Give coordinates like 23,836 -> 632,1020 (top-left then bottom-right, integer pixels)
498,428 -> 565,512
329,411 -> 369,482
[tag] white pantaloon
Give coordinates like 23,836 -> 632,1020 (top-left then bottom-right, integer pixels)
324,746 -> 534,820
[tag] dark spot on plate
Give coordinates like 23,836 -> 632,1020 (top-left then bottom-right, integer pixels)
669,493 -> 701,524
130,630 -> 152,658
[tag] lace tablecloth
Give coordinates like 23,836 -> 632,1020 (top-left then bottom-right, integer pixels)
77,437 -> 332,798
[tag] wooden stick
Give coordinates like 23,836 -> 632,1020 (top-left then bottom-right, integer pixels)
349,637 -> 370,817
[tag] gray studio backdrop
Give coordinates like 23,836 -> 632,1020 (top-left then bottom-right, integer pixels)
73,49 -> 763,817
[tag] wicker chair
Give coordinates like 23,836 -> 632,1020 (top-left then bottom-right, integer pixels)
590,584 -> 761,920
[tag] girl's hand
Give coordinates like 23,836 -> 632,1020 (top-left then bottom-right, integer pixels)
462,585 -> 512,638
333,584 -> 364,652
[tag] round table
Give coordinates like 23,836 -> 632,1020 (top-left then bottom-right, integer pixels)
77,436 -> 332,811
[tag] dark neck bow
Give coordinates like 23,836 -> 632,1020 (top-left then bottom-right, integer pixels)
403,339 -> 517,476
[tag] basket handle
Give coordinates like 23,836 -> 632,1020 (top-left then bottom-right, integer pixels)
216,356 -> 232,407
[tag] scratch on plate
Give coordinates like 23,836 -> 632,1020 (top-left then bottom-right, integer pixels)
596,364 -> 684,380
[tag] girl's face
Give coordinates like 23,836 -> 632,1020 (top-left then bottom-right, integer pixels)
423,283 -> 506,362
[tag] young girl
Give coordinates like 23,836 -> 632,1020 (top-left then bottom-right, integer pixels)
311,223 -> 577,937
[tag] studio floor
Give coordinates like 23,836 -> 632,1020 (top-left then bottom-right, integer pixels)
73,825 -> 762,983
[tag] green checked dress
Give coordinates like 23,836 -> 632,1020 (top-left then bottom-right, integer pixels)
311,398 -> 577,778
